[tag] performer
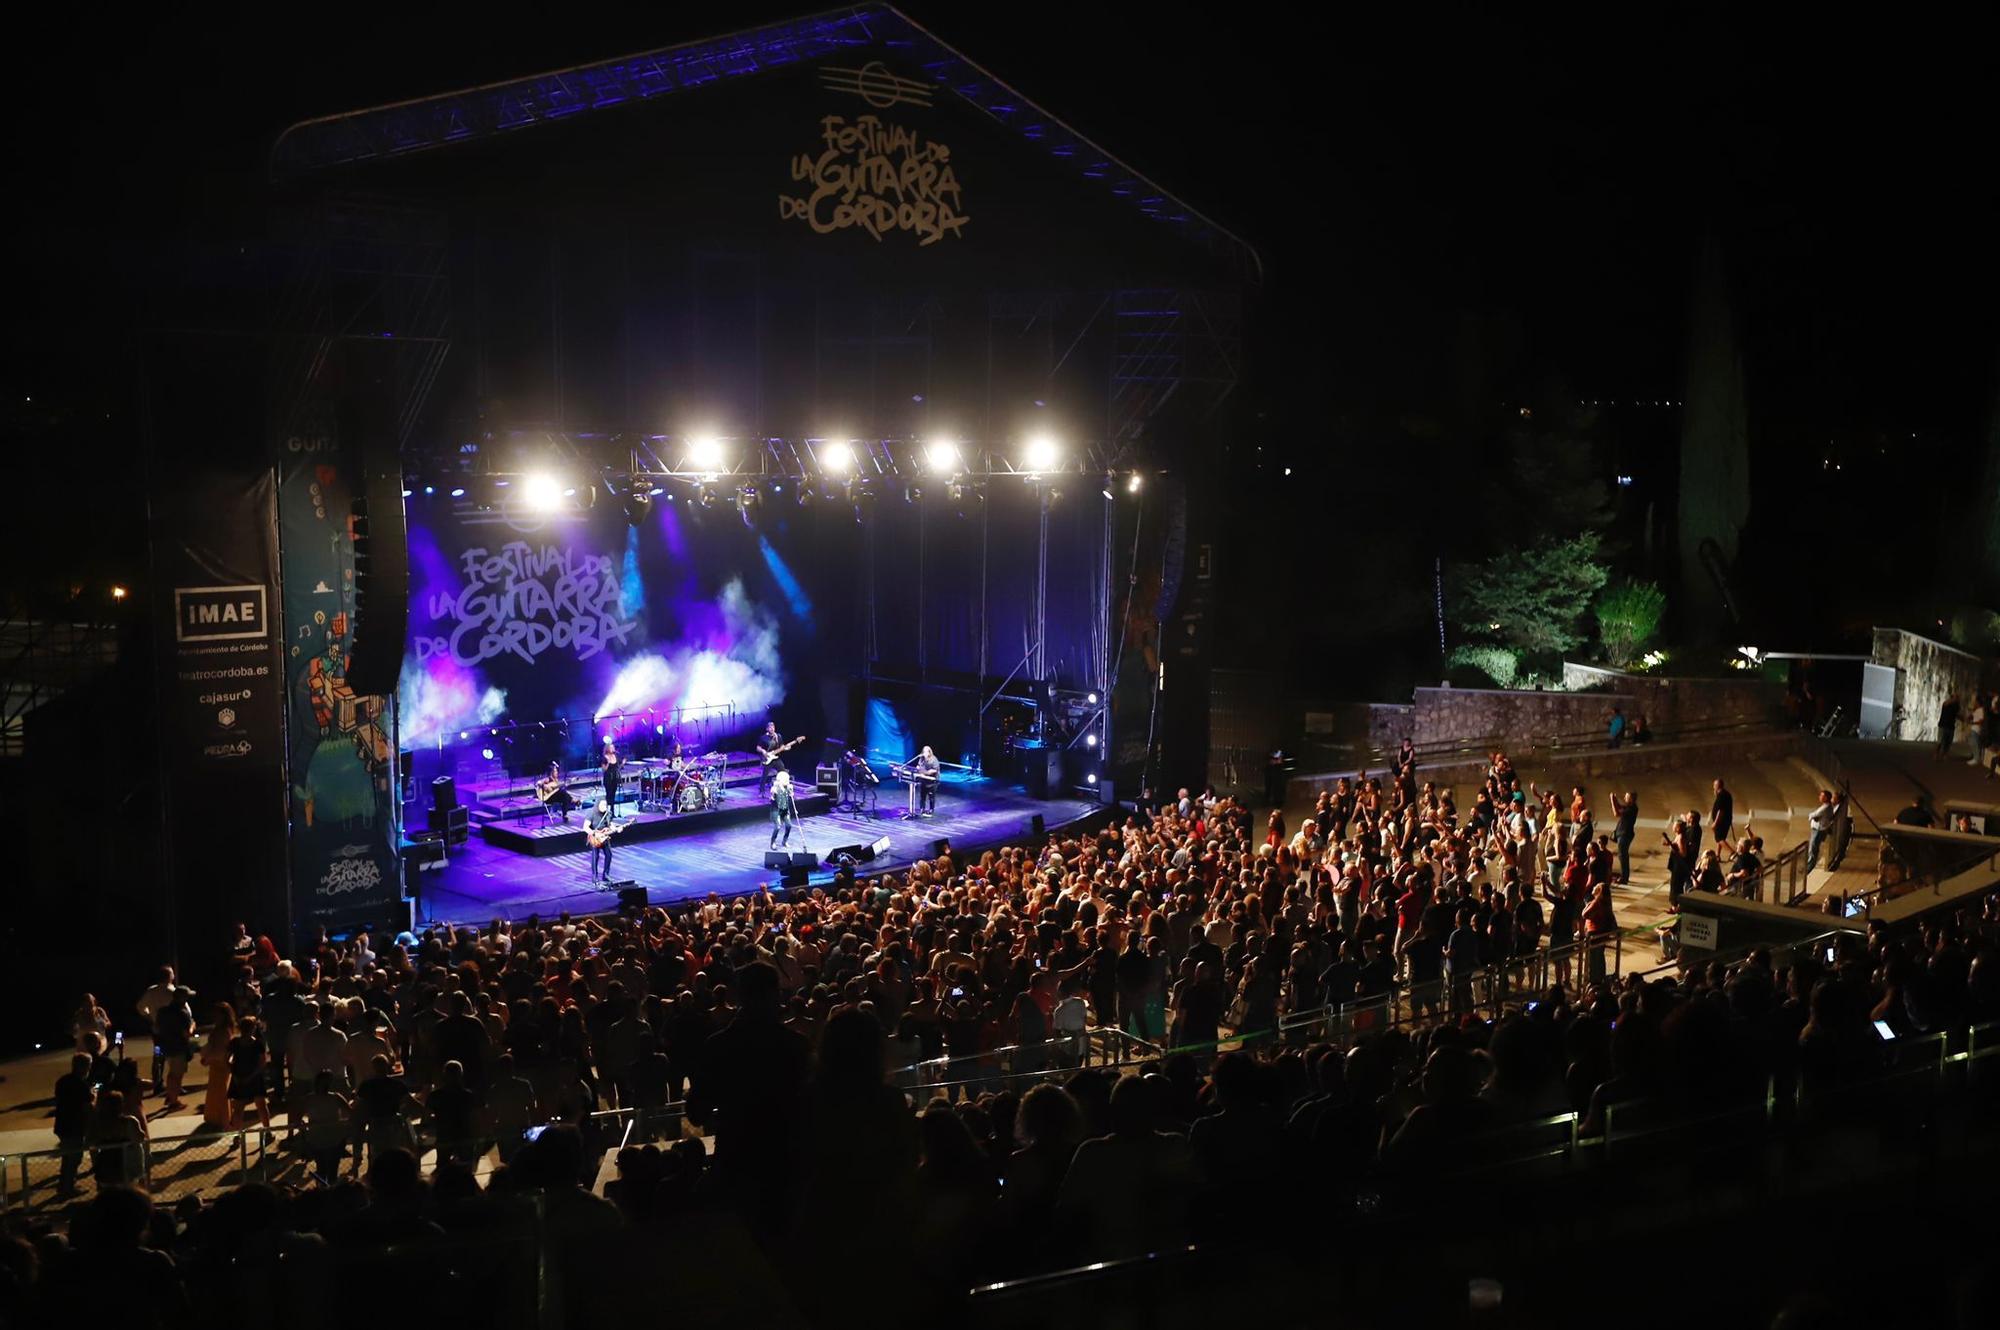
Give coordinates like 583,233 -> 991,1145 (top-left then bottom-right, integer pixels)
756,720 -> 807,795
537,761 -> 576,823
600,737 -> 624,811
586,799 -> 619,881
914,744 -> 942,814
768,769 -> 801,849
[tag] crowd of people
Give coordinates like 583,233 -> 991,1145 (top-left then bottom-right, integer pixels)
16,751 -> 1999,1327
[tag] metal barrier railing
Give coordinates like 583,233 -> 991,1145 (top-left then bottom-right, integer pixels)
0,1100 -> 697,1217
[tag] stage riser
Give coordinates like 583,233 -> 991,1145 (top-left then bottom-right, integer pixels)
479,790 -> 831,856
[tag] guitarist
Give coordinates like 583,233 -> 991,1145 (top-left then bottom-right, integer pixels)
586,799 -> 620,882
756,721 -> 804,796
537,762 -> 576,823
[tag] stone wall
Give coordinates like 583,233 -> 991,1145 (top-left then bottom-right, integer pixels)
1287,730 -> 1809,812
1872,627 -> 1985,743
1411,686 -> 1624,749
1368,704 -> 1414,751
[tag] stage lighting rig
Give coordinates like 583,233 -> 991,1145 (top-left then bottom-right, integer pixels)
624,485 -> 653,525
1126,473 -> 1143,494
924,439 -> 960,473
820,440 -> 855,474
524,473 -> 563,511
688,435 -> 726,472
1023,434 -> 1061,472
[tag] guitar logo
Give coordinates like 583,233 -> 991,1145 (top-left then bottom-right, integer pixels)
819,61 -> 932,109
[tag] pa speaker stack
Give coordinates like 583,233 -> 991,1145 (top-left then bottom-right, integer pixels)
337,341 -> 411,699
428,775 -> 468,848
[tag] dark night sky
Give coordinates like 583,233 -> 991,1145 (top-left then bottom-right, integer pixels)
5,4 -> 1995,620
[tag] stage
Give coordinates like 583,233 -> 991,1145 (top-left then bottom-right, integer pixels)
407,775 -> 1101,925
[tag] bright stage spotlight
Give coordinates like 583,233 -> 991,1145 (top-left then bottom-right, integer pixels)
924,439 -> 960,473
624,486 -> 653,525
821,440 -> 855,474
1023,434 -> 1060,471
1126,473 -> 1143,494
523,473 -> 563,510
1085,733 -> 1098,748
1086,692 -> 1099,704
1086,772 -> 1098,786
449,486 -> 466,498
688,435 -> 726,471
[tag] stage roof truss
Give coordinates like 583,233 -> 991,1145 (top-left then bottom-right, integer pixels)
269,6 -> 1259,281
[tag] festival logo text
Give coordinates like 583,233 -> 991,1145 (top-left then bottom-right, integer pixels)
415,542 -> 638,667
779,114 -> 969,247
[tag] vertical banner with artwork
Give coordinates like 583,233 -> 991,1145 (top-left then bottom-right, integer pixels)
278,445 -> 401,936
150,466 -> 290,955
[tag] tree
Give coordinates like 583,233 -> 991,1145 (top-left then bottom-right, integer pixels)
1595,579 -> 1668,667
1450,533 -> 1610,662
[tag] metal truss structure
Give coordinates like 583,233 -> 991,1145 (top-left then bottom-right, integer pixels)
409,428 -> 1134,503
269,198 -> 453,447
0,618 -> 120,759
268,5 -> 1260,282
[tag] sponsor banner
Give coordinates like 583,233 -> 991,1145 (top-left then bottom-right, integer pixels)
158,476 -> 285,771
278,446 -> 401,932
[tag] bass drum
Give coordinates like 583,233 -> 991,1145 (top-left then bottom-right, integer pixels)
676,782 -> 712,813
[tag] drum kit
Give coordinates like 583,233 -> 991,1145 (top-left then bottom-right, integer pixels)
635,752 -> 727,814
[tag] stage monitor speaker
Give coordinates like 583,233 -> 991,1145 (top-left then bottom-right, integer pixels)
1019,744 -> 1063,799
781,865 -> 811,888
428,803 -> 468,847
431,775 -> 458,810
822,833 -> 893,868
931,837 -> 952,859
1030,813 -> 1047,838
339,341 -> 411,699
764,850 -> 818,870
614,883 -> 647,912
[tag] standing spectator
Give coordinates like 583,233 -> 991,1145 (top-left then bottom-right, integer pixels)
295,1071 -> 352,1181
1581,880 -> 1618,983
686,961 -> 811,1238
1611,791 -> 1638,884
427,1059 -> 481,1165
228,1015 -> 271,1131
52,1054 -> 94,1197
1662,817 -> 1693,910
1805,789 -> 1844,872
1938,693 -> 1961,760
299,999 -> 351,1092
70,994 -> 111,1054
134,967 -> 186,1100
151,987 -> 194,1112
200,1004 -> 236,1127
1710,778 -> 1734,846
86,1091 -> 144,1187
1607,706 -> 1627,749
354,1054 -> 418,1169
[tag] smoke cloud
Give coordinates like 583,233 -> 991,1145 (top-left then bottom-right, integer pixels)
594,577 -> 786,722
399,667 -> 508,746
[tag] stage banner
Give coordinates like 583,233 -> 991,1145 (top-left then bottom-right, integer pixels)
277,444 -> 400,936
159,471 -> 285,771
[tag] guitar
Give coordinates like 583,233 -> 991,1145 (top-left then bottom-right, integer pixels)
759,735 -> 809,766
535,776 -> 565,803
585,820 -> 627,849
